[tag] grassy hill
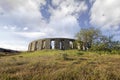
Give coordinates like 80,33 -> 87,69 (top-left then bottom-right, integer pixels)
0,50 -> 120,80
0,48 -> 19,57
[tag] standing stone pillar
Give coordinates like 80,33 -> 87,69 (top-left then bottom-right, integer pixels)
37,40 -> 42,50
28,43 -> 32,51
55,39 -> 60,49
64,40 -> 69,50
28,38 -> 76,51
45,39 -> 51,49
31,42 -> 35,51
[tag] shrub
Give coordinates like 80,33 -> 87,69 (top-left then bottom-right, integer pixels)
111,50 -> 120,54
90,44 -> 111,52
57,53 -> 69,60
76,52 -> 84,55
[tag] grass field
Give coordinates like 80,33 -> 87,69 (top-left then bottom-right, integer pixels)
0,50 -> 120,80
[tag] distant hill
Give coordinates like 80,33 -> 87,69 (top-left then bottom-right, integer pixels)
0,48 -> 20,54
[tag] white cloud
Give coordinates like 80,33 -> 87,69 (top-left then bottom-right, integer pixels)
0,0 -> 87,38
15,32 -> 46,38
23,27 -> 28,31
0,0 -> 45,14
44,15 -> 80,38
0,0 -> 46,29
51,0 -> 87,19
0,41 -> 27,51
0,28 -> 29,50
0,0 -> 88,50
2,25 -> 18,31
89,0 -> 96,4
43,0 -> 88,38
90,0 -> 120,30
3,26 -> 8,29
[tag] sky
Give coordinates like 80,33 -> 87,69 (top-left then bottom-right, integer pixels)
0,0 -> 120,51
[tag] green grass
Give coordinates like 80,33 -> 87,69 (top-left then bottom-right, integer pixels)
17,50 -> 81,57
0,50 -> 120,80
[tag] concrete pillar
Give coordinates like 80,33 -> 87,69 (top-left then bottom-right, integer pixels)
34,41 -> 38,50
55,39 -> 60,49
64,39 -> 69,50
45,39 -> 51,49
37,40 -> 42,50
28,43 -> 32,51
28,38 -> 76,51
42,40 -> 46,49
30,42 -> 35,51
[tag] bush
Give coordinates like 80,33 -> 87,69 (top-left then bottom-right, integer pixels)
111,50 -> 120,54
90,44 -> 111,52
61,53 -> 68,60
57,53 -> 69,60
76,52 -> 84,55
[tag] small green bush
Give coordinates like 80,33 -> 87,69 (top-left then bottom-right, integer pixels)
76,52 -> 84,55
111,50 -> 120,54
57,53 -> 69,60
61,53 -> 68,60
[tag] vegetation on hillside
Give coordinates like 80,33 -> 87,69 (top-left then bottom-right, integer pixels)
76,27 -> 120,51
0,50 -> 120,80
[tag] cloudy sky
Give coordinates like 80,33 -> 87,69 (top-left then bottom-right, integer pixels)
0,0 -> 120,50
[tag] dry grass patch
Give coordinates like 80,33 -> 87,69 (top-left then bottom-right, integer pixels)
0,50 -> 120,80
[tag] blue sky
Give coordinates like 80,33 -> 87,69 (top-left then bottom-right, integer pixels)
0,0 -> 120,50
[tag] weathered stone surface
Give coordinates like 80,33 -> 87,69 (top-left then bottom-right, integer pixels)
28,38 -> 76,51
